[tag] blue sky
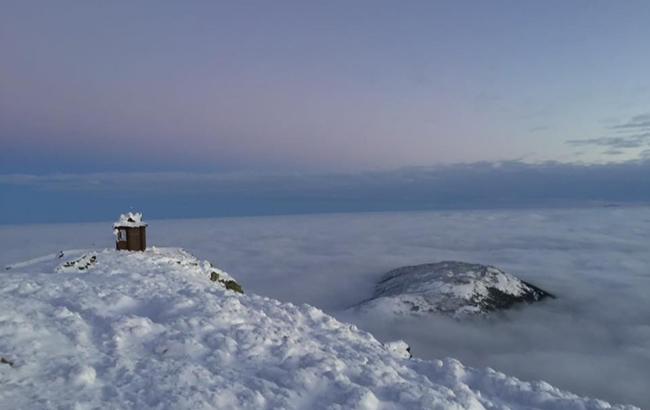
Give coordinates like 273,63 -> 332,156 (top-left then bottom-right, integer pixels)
1,1 -> 650,222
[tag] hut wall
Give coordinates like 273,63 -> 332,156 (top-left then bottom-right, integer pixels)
115,226 -> 147,251
126,228 -> 143,251
139,227 -> 146,250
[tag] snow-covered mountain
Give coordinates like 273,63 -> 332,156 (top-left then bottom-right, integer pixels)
0,249 -> 634,409
355,261 -> 554,318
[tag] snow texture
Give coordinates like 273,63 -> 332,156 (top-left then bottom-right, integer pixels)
383,340 -> 412,359
0,248 -> 637,409
113,211 -> 147,228
356,262 -> 553,318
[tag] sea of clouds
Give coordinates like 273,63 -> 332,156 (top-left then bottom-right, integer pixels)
1,206 -> 649,407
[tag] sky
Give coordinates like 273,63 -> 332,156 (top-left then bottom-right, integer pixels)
2,1 -> 650,222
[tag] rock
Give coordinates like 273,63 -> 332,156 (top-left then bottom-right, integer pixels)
57,254 -> 97,272
210,271 -> 244,294
224,280 -> 243,294
356,261 -> 554,318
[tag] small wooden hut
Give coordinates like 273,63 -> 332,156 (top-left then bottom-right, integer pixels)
114,212 -> 147,251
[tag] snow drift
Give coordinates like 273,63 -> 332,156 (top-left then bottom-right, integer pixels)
0,248 -> 636,409
355,262 -> 553,318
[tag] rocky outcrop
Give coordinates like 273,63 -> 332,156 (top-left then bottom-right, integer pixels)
356,261 -> 554,318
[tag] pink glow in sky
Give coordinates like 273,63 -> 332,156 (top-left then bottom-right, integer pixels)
2,1 -> 650,173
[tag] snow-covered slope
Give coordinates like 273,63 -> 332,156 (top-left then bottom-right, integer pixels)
356,262 -> 553,318
0,249 -> 634,409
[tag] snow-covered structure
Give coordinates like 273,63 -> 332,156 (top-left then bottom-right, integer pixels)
113,212 -> 147,251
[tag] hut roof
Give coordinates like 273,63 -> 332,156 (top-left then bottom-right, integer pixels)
113,212 -> 147,228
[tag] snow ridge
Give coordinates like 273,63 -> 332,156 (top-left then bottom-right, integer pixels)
0,249 -> 636,409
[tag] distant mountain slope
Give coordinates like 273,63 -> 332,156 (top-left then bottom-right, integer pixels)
0,249 -> 632,410
356,261 -> 554,317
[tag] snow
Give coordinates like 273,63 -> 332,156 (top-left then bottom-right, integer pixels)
0,247 -> 638,409
384,340 -> 412,359
355,262 -> 552,317
114,211 -> 147,228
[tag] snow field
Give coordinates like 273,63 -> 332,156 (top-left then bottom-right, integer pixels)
0,248 -> 638,409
